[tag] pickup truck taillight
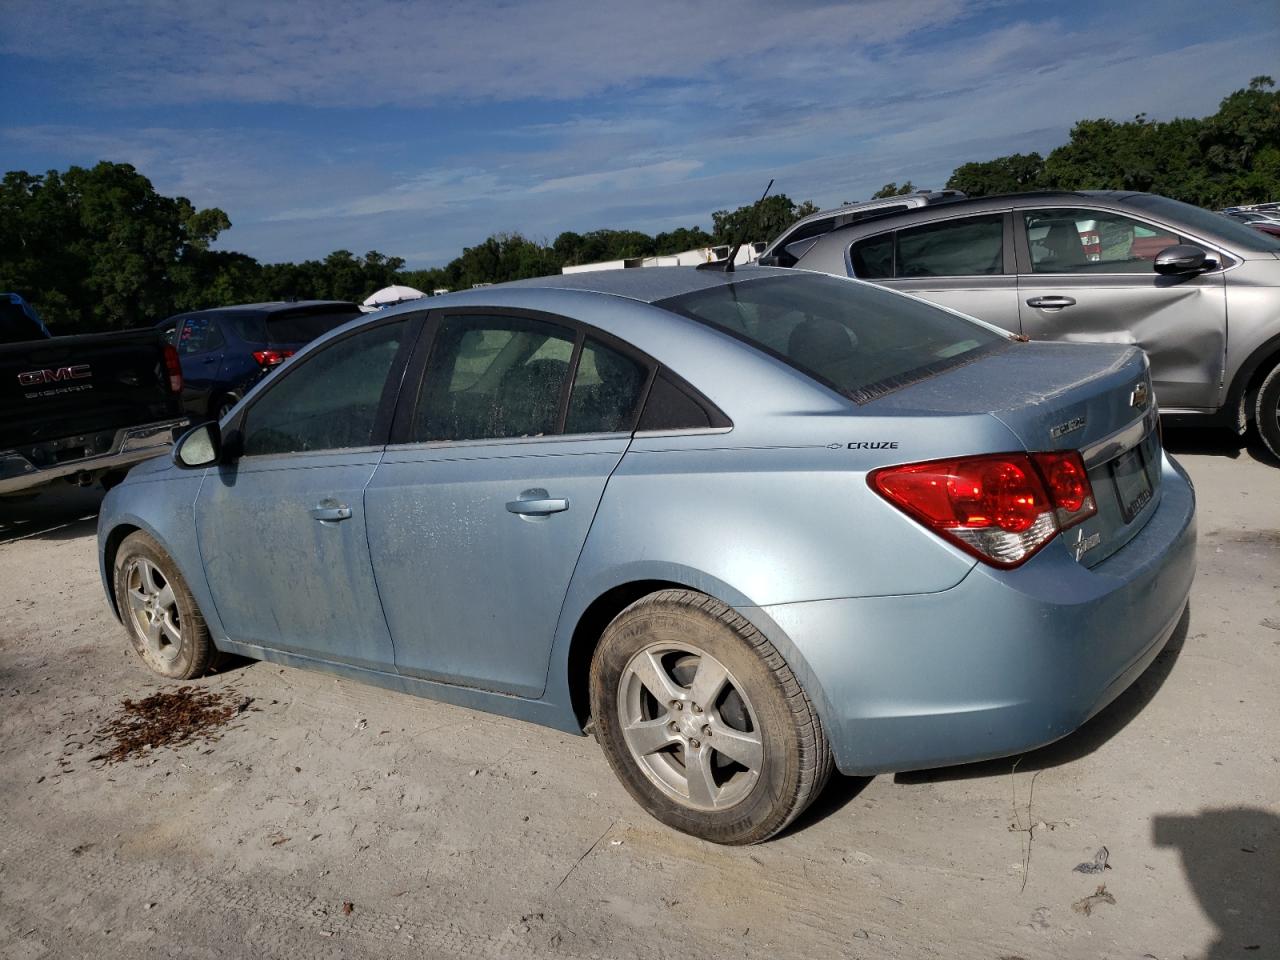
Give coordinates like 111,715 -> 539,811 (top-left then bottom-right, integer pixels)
869,451 -> 1096,569
253,349 -> 294,369
162,344 -> 183,394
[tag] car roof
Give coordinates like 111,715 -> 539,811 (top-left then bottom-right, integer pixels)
799,190 -> 1279,254
165,300 -> 359,321
427,264 -> 799,307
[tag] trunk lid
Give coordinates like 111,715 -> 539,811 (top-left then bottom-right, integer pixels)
868,341 -> 1161,567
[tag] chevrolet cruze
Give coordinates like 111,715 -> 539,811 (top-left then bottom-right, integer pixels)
98,267 -> 1196,844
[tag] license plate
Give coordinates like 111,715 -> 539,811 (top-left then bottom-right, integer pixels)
1111,446 -> 1153,523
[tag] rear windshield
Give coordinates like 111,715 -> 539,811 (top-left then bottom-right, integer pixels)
229,308 -> 361,345
0,299 -> 45,344
657,273 -> 1008,403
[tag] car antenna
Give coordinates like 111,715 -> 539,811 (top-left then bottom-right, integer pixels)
698,178 -> 774,272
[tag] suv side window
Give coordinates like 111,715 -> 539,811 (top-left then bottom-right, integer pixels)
176,314 -> 225,355
412,315 -> 576,442
1023,208 -> 1185,274
241,319 -> 408,457
849,214 -> 1005,279
895,214 -> 1004,278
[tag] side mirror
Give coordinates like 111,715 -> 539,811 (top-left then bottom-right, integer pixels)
173,421 -> 225,468
1154,244 -> 1209,275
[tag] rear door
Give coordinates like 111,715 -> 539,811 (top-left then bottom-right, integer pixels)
194,315 -> 416,668
365,310 -> 650,698
1015,206 -> 1228,411
846,211 -> 1022,332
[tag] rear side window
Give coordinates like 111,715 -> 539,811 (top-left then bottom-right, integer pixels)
413,315 -> 576,442
896,214 -> 1004,277
658,273 -> 1007,404
565,339 -> 646,434
850,234 -> 894,279
241,320 -> 407,456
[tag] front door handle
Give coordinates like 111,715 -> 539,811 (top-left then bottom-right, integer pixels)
310,503 -> 352,523
1025,295 -> 1077,309
506,488 -> 569,517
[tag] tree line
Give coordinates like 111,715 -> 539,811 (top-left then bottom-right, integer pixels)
1,78 -> 1276,333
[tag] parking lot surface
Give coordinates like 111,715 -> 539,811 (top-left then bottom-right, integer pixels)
1,434 -> 1277,960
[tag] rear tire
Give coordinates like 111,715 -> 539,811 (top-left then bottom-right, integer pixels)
589,589 -> 832,844
112,531 -> 216,680
1255,362 -> 1280,462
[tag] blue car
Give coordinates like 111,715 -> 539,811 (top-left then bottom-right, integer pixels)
161,301 -> 361,420
98,268 -> 1195,844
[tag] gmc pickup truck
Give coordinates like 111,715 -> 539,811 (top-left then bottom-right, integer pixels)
1,293 -> 188,497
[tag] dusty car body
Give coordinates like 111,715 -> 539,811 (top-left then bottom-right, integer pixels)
97,268 -> 1195,843
787,191 -> 1280,457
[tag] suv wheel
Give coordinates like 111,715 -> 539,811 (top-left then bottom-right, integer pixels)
1255,362 -> 1280,461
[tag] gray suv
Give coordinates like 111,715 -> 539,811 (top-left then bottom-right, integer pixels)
788,191 -> 1280,458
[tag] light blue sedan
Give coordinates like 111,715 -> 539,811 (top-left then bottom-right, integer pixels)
97,268 -> 1196,844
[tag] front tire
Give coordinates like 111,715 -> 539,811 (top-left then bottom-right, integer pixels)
589,589 -> 832,844
1255,362 -> 1280,462
112,531 -> 216,680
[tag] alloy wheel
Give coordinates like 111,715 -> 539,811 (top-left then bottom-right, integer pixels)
124,557 -> 184,664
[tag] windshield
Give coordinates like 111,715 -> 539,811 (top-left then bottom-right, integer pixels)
1126,195 -> 1280,252
657,273 -> 1008,403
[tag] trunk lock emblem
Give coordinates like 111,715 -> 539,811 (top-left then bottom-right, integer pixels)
1130,382 -> 1150,409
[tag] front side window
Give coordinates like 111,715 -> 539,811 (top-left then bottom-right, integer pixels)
1024,208 -> 1184,274
658,273 -> 1007,404
413,315 -> 575,442
241,319 -> 407,456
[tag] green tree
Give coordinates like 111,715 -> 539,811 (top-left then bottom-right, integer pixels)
945,154 -> 1045,196
711,194 -> 818,245
870,181 -> 917,199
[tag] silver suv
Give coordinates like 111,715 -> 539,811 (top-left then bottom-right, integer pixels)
788,190 -> 1280,459
757,190 -> 965,266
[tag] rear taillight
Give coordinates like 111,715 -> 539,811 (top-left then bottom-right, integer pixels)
253,349 -> 294,369
162,343 -> 182,394
869,451 -> 1096,568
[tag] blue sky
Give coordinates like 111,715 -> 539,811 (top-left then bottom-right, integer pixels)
2,0 -> 1277,268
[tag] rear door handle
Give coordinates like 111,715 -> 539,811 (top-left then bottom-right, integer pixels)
1025,296 -> 1077,309
506,489 -> 569,517
310,503 -> 352,523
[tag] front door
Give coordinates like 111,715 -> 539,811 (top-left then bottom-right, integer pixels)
194,317 -> 413,669
1015,207 -> 1228,411
366,313 -> 649,698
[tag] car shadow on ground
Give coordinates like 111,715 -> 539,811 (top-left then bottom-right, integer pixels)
1162,425 -> 1278,466
1153,807 -> 1280,957
0,486 -> 105,545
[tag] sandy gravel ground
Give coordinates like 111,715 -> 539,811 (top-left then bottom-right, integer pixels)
1,431 -> 1277,960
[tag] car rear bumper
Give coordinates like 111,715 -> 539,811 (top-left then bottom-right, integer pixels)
757,453 -> 1197,776
0,418 -> 189,495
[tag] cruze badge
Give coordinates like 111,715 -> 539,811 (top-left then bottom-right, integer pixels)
1072,528 -> 1101,561
1049,416 -> 1086,440
1130,381 -> 1150,409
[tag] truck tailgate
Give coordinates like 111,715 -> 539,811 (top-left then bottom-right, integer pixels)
0,329 -> 182,451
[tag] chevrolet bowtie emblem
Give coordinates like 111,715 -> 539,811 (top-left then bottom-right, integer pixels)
1130,381 -> 1149,409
